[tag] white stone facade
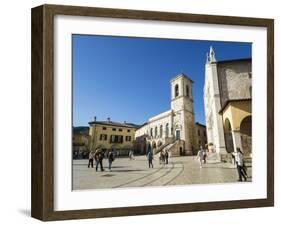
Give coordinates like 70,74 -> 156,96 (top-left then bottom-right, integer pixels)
135,73 -> 198,156
204,47 -> 252,158
204,47 -> 227,156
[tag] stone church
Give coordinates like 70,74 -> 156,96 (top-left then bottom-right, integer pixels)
204,47 -> 252,160
135,73 -> 206,156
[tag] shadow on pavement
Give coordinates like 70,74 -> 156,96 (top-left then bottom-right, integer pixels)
110,169 -> 144,173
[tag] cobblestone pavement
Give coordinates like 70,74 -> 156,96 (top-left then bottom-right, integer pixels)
72,154 -> 252,190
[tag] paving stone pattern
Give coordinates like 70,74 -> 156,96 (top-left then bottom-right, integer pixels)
72,154 -> 252,190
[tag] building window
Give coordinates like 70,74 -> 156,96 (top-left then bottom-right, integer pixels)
198,130 -> 200,136
160,125 -> 163,138
175,84 -> 179,97
249,86 -> 252,97
110,135 -> 123,143
125,136 -> 131,142
127,129 -> 130,132
165,123 -> 169,137
112,128 -> 116,131
186,85 -> 189,97
102,127 -> 107,130
248,72 -> 252,79
119,128 -> 123,132
203,131 -> 206,137
99,134 -> 107,141
155,127 -> 158,138
150,128 -> 153,137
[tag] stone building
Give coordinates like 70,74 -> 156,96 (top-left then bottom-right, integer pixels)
204,47 -> 252,159
88,117 -> 139,156
194,122 -> 207,152
135,73 -> 206,156
72,126 -> 90,159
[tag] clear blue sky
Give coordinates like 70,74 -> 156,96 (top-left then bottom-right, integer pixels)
72,35 -> 251,127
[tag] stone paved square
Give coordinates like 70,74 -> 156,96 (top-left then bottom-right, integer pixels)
73,154 -> 252,190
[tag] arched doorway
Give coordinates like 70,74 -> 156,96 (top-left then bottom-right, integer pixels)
179,147 -> 183,156
240,116 -> 252,156
224,118 -> 234,153
157,140 -> 162,147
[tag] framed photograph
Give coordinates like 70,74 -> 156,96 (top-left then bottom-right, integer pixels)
31,4 -> 274,221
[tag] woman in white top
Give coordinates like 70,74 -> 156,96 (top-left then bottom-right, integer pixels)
197,146 -> 204,168
232,148 -> 247,181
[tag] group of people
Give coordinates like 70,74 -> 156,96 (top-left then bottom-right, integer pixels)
196,146 -> 248,182
159,149 -> 169,164
89,145 -> 248,182
88,148 -> 115,172
146,145 -> 170,168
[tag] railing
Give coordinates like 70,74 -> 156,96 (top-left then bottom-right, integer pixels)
154,138 -> 176,154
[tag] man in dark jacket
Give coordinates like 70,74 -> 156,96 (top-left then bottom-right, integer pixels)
147,151 -> 153,168
95,149 -> 104,172
164,149 -> 169,164
108,149 -> 114,171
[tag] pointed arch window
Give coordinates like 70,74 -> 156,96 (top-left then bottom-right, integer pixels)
175,84 -> 179,97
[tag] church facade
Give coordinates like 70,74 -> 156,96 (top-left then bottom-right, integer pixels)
135,73 -> 205,156
204,47 -> 252,160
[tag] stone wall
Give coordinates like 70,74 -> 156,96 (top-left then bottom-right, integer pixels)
217,60 -> 252,106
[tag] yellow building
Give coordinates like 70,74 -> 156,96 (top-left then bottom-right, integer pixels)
220,99 -> 252,157
89,117 -> 139,156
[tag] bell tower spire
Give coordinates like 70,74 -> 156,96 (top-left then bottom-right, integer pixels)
209,46 -> 216,63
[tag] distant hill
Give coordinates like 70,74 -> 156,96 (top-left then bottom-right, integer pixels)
73,126 -> 89,135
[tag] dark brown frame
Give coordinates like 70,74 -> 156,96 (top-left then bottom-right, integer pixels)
31,4 -> 274,221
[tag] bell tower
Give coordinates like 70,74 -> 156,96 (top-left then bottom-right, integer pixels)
170,73 -> 195,154
170,73 -> 194,112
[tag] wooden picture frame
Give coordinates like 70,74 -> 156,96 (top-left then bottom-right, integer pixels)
31,4 -> 274,221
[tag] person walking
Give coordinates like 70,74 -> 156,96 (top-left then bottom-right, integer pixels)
203,148 -> 207,164
99,151 -> 105,171
232,148 -> 247,181
146,143 -> 151,156
108,149 -> 114,171
88,150 -> 94,168
129,150 -> 134,160
94,149 -> 100,171
147,151 -> 154,168
95,149 -> 104,172
197,146 -> 204,168
159,151 -> 165,164
164,149 -> 169,164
